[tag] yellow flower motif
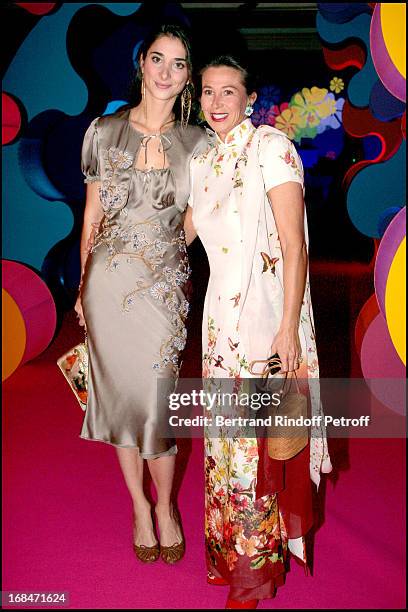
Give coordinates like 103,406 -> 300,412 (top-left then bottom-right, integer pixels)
291,86 -> 329,120
316,95 -> 337,119
330,77 -> 345,93
274,107 -> 306,140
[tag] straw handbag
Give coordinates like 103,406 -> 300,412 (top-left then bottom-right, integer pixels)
249,356 -> 308,460
57,334 -> 88,411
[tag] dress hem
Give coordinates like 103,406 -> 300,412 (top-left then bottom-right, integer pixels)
78,435 -> 177,458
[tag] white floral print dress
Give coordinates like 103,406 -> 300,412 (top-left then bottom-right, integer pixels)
189,118 -> 332,600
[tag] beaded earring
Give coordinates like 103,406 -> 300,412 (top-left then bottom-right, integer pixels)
141,75 -> 147,119
181,82 -> 192,129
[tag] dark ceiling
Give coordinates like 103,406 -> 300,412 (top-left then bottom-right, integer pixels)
181,2 -> 320,51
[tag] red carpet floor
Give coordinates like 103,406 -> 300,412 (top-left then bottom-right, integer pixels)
2,311 -> 406,609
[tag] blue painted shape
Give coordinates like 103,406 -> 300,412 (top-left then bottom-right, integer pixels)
377,206 -> 404,237
2,144 -> 73,270
298,149 -> 320,168
18,111 -> 67,201
92,21 -> 146,101
104,3 -> 141,15
103,100 -> 129,115
3,3 -> 141,120
314,124 -> 345,159
2,3 -> 141,273
318,3 -> 372,23
133,41 -> 143,68
316,12 -> 377,108
370,79 -> 406,122
347,141 -> 406,237
362,134 -> 383,161
3,4 -> 89,119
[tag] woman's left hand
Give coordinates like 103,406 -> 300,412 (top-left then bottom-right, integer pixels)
270,327 -> 302,373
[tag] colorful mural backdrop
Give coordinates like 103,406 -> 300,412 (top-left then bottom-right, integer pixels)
317,2 -> 406,396
2,2 -> 405,384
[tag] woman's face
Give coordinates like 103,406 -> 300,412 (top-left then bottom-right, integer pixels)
140,34 -> 189,102
201,66 -> 257,141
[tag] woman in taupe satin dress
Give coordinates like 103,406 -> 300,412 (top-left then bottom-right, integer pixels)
74,25 -> 207,564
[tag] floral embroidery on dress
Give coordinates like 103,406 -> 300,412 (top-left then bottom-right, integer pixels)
90,213 -> 190,373
107,146 -> 133,170
98,146 -> 134,215
279,146 -> 302,178
203,316 -> 249,380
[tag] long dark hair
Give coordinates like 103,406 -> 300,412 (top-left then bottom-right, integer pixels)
127,23 -> 193,119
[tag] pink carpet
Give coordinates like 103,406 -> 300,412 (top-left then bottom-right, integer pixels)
2,312 -> 406,609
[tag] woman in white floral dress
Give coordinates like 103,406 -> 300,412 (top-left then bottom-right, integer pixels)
185,56 -> 332,608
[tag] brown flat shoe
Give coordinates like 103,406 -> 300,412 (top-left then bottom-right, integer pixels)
160,539 -> 185,564
156,506 -> 185,564
133,510 -> 160,563
133,542 -> 160,563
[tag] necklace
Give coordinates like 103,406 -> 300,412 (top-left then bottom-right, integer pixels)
129,112 -> 175,167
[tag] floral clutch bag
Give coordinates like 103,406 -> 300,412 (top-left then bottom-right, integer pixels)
57,338 -> 88,410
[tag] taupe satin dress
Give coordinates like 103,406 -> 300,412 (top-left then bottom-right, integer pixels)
79,108 -> 208,457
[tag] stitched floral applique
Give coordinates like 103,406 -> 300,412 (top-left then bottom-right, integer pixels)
279,146 -> 302,178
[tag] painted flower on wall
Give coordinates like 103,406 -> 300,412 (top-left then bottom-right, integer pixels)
330,76 -> 345,93
252,82 -> 345,146
317,95 -> 344,133
252,102 -> 283,127
274,106 -> 307,140
290,86 -> 331,121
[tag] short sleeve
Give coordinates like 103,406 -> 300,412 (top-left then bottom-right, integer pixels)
259,132 -> 304,193
188,128 -> 215,209
81,117 -> 100,183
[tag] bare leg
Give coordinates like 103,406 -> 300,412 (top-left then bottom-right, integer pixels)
116,447 -> 157,546
147,454 -> 183,546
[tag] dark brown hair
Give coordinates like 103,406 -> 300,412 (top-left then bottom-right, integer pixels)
128,24 -> 193,110
199,54 -> 257,95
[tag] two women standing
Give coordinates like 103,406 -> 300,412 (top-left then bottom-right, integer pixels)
76,23 -> 331,609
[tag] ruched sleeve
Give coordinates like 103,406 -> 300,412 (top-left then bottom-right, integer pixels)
259,131 -> 304,193
81,117 -> 101,183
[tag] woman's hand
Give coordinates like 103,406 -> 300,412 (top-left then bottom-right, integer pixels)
270,327 -> 302,373
74,295 -> 86,327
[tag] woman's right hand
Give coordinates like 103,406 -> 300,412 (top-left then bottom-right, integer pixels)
74,295 -> 86,327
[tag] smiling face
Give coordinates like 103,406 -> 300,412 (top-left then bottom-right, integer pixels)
200,65 -> 257,140
140,34 -> 189,102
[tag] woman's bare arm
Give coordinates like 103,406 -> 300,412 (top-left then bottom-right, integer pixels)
267,181 -> 307,372
74,182 -> 104,325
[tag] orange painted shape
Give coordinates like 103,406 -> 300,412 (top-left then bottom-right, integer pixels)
2,289 -> 27,381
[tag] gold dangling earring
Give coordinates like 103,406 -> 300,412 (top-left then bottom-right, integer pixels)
141,75 -> 147,120
180,82 -> 192,129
